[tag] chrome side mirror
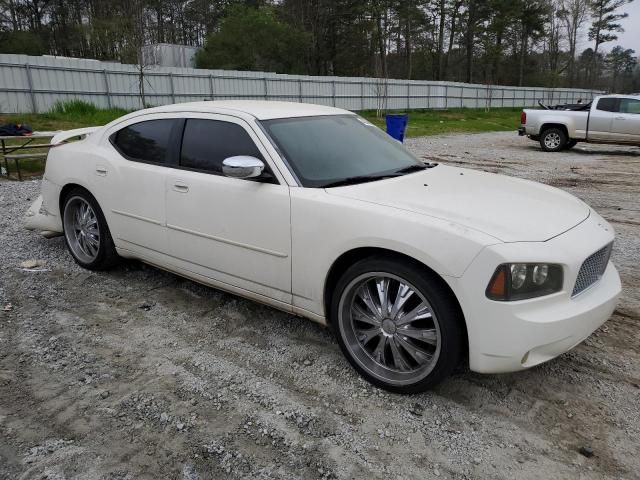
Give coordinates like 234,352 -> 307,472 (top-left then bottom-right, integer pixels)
222,156 -> 265,179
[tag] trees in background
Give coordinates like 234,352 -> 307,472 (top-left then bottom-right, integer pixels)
0,0 -> 638,92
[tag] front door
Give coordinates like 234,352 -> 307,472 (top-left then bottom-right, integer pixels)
165,115 -> 292,304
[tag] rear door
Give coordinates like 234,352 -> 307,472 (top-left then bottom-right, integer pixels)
587,97 -> 617,141
106,116 -> 182,257
610,98 -> 640,144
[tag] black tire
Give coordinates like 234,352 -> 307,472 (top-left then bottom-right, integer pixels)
565,140 -> 578,150
540,128 -> 567,152
330,256 -> 464,393
62,187 -> 119,270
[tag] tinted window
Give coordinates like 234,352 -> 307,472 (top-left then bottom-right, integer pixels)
261,115 -> 422,188
620,98 -> 640,114
596,98 -> 618,112
180,119 -> 263,173
113,119 -> 176,163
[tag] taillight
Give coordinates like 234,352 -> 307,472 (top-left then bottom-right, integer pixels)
520,111 -> 527,125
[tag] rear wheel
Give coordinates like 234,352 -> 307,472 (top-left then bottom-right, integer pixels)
331,256 -> 463,393
540,128 -> 567,152
62,188 -> 119,270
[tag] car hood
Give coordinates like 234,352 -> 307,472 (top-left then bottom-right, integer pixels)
325,165 -> 590,242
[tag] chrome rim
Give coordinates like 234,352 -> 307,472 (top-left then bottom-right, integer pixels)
338,272 -> 441,386
63,196 -> 100,264
544,132 -> 562,149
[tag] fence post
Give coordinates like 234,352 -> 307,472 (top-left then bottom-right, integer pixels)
298,79 -> 303,103
444,84 -> 448,109
103,70 -> 112,109
475,87 -> 479,108
460,86 -> 464,108
209,74 -> 215,100
263,77 -> 268,100
427,84 -> 431,109
501,88 -> 505,108
361,81 -> 365,110
24,64 -> 37,113
407,82 -> 411,110
332,80 -> 336,107
168,72 -> 175,103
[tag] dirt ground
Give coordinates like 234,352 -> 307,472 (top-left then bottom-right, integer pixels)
1,132 -> 639,480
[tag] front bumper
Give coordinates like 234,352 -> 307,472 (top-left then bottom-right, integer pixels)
453,211 -> 621,373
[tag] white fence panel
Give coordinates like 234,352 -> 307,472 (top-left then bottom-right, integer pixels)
0,53 -> 601,114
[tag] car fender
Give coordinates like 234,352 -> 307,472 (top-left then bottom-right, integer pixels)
289,188 -> 499,318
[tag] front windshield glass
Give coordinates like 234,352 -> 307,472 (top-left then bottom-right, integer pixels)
261,115 -> 422,187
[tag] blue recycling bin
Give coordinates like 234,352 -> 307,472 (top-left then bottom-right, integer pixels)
385,114 -> 409,142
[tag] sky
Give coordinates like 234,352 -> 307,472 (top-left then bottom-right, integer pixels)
615,1 -> 640,53
579,1 -> 640,53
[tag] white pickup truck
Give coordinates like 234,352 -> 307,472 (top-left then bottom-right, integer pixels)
519,94 -> 640,152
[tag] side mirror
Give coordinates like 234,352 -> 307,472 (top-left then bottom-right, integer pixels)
222,156 -> 265,179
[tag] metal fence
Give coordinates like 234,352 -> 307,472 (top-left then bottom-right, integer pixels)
0,53 -> 601,114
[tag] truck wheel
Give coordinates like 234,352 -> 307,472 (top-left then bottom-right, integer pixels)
565,140 -> 578,150
540,128 -> 567,152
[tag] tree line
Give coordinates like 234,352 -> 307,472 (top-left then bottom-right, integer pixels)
1,0 -> 638,92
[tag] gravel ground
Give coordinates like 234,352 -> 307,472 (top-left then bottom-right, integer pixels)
1,131 -> 639,480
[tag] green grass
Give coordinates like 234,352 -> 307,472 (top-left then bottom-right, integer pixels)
1,100 -> 127,132
1,101 -> 127,178
360,108 -> 521,138
1,101 -> 521,178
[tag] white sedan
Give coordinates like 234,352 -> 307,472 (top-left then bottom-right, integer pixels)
25,101 -> 621,393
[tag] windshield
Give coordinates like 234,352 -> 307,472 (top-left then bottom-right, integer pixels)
261,115 -> 423,187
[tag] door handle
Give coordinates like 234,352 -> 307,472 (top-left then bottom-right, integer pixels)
615,116 -> 625,120
173,183 -> 189,193
95,166 -> 108,176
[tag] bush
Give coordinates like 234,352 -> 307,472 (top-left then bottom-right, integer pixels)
47,100 -> 128,125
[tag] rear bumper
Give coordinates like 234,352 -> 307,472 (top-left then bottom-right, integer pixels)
452,210 -> 621,373
24,179 -> 63,237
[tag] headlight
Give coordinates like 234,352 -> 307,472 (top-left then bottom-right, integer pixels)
486,263 -> 563,301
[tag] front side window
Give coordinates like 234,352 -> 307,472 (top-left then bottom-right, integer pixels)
261,115 -> 424,188
180,119 -> 264,174
596,98 -> 618,112
112,119 -> 177,164
619,98 -> 640,114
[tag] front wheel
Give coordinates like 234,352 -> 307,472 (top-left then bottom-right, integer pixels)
540,128 -> 567,152
331,257 -> 464,393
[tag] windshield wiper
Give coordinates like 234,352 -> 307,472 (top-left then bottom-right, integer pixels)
320,174 -> 399,188
392,164 -> 428,174
321,163 -> 436,188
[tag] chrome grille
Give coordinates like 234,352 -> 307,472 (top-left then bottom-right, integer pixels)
572,243 -> 613,296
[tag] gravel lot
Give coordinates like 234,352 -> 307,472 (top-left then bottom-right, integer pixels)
1,131 -> 639,480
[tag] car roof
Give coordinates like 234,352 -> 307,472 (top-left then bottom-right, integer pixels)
136,100 -> 352,120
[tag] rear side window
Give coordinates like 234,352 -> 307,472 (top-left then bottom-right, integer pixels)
596,98 -> 618,112
180,119 -> 263,174
620,98 -> 640,114
112,119 -> 177,164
